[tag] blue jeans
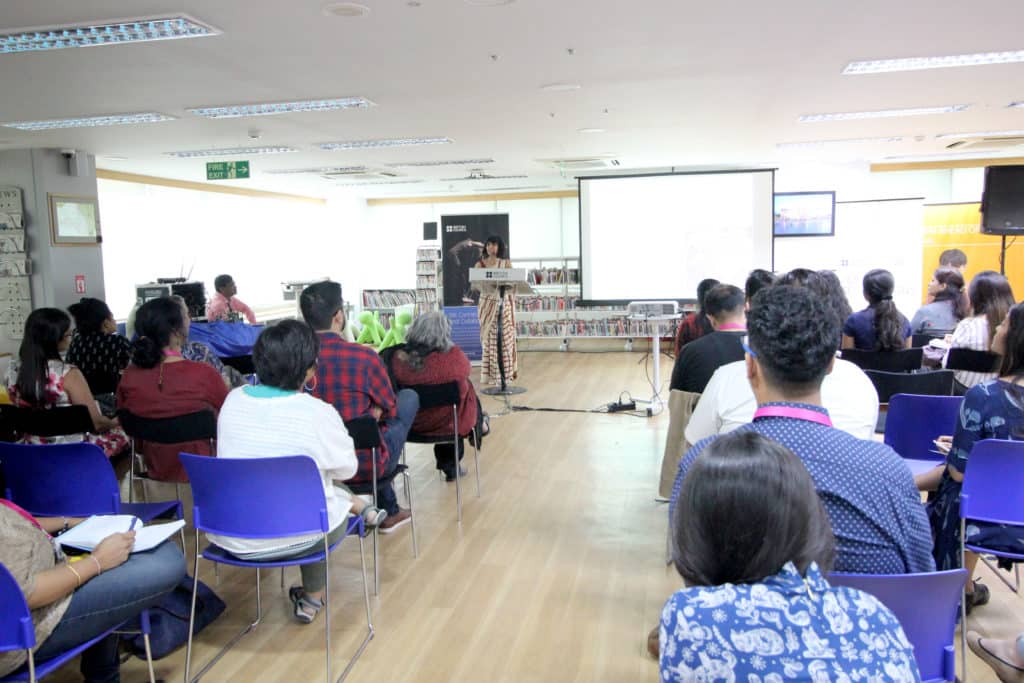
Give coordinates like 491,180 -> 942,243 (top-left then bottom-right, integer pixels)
34,542 -> 186,683
377,389 -> 419,514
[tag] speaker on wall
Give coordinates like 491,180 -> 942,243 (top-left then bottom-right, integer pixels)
981,165 -> 1024,235
423,221 -> 438,240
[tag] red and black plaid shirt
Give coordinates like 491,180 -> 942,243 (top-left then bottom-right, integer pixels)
675,312 -> 712,356
311,332 -> 396,483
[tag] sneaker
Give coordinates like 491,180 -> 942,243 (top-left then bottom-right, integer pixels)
378,508 -> 411,534
965,580 -> 990,615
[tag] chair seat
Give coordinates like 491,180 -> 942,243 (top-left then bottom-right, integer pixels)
200,516 -> 362,569
964,543 -> 1024,562
0,630 -> 115,682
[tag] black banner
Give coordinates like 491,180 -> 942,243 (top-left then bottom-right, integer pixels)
441,213 -> 510,307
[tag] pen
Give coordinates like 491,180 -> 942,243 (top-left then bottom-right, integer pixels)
129,518 -> 138,532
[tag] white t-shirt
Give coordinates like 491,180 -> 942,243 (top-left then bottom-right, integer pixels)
685,358 -> 879,444
207,386 -> 358,556
943,315 -> 996,389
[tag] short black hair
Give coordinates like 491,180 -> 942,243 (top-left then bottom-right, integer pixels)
300,281 -> 343,331
485,235 -> 507,258
776,268 -> 815,287
939,248 -> 967,268
747,284 -> 839,394
672,430 -> 834,586
253,320 -> 320,390
696,278 -> 720,313
745,269 -> 775,301
67,297 -> 113,334
704,284 -> 745,320
214,274 -> 234,292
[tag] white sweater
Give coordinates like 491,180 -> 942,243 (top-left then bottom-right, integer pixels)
207,386 -> 358,556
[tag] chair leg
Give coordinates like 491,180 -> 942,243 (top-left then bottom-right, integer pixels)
453,407 -> 462,524
979,554 -> 1021,592
142,629 -> 156,683
403,469 -> 418,559
337,532 -> 375,682
280,567 -> 285,591
960,520 -> 968,683
188,569 -> 264,682
323,535 -> 331,683
128,442 -> 136,504
371,448 -> 380,597
472,428 -> 481,497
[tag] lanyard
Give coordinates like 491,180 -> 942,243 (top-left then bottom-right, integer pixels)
164,349 -> 183,358
753,405 -> 833,427
717,323 -> 746,331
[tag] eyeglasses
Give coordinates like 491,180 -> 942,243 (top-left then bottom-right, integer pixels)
742,335 -> 757,358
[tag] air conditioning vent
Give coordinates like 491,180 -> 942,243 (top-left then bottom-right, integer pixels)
540,156 -> 621,171
944,136 -> 1024,151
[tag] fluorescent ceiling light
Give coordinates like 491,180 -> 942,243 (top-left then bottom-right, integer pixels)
187,97 -> 374,119
799,105 -> 969,122
388,158 -> 494,167
935,130 -> 1024,140
322,2 -> 371,17
2,112 -> 173,131
265,166 -> 367,175
1009,101 -> 1024,109
334,179 -> 425,186
844,50 -> 1024,74
318,137 -> 452,150
776,136 -> 903,149
0,15 -> 218,53
540,83 -> 581,92
577,128 -> 606,134
165,146 -> 298,158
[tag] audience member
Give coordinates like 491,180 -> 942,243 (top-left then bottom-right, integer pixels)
808,269 -> 853,328
917,302 -> 1024,612
669,284 -> 746,394
672,285 -> 934,574
116,297 -> 228,483
774,267 -> 814,287
659,431 -> 920,681
939,247 -> 968,274
4,308 -> 128,457
300,281 -> 418,533
210,320 -> 385,624
674,278 -> 718,354
842,268 -> 912,350
205,274 -> 256,324
911,267 -> 967,333
943,270 -> 1015,390
170,295 -> 246,388
66,297 -> 131,397
743,268 -> 775,308
967,631 -> 1024,683
0,500 -> 184,680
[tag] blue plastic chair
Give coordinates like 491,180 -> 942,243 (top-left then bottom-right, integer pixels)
883,394 -> 963,476
0,442 -> 182,526
0,563 -> 156,683
959,438 -> 1024,682
828,569 -> 968,683
179,453 -> 372,683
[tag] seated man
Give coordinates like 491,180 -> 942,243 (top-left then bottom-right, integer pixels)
672,285 -> 934,575
300,281 -> 417,533
206,274 -> 257,324
669,284 -> 746,394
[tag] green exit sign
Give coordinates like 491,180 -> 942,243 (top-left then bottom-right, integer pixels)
206,161 -> 250,180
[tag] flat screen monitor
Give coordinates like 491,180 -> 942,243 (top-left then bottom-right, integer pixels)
774,191 -> 835,237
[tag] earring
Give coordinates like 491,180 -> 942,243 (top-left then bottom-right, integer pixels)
304,375 -> 318,392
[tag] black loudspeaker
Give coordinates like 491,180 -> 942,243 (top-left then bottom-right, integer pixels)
981,165 -> 1024,235
423,221 -> 438,240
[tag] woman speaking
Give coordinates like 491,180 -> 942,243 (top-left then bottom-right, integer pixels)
473,235 -> 518,386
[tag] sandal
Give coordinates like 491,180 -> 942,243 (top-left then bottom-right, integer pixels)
288,586 -> 323,624
965,580 -> 990,615
360,505 -> 387,531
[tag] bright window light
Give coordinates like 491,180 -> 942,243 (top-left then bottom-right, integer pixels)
317,137 -> 453,150
0,15 -> 218,53
187,97 -> 374,118
165,146 -> 298,159
843,50 -> 1024,74
2,112 -> 174,131
799,105 -> 969,122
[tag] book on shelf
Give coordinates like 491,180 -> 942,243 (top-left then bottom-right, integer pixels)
526,267 -> 580,286
416,275 -> 438,289
362,289 -> 416,308
416,247 -> 441,260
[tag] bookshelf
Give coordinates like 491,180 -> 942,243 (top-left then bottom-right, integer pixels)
361,289 -> 416,330
415,246 -> 441,314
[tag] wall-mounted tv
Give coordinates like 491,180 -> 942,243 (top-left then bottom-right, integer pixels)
773,191 -> 835,237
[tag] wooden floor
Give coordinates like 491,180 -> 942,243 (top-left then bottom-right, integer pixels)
49,352 -> 1022,682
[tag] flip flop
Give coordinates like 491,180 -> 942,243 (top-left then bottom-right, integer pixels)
967,631 -> 1024,683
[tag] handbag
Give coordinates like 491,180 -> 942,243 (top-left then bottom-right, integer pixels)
126,576 -> 226,660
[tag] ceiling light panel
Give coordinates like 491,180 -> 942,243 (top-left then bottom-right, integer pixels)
935,130 -> 1024,140
165,146 -> 298,158
265,166 -> 367,175
843,50 -> 1024,75
776,136 -> 904,149
318,137 -> 453,150
0,15 -> 218,53
2,112 -> 173,130
334,179 -> 425,186
1010,102 -> 1024,109
799,105 -> 969,122
187,97 -> 374,119
388,158 -> 494,167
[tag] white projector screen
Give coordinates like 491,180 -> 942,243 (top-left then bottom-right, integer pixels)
579,170 -> 775,301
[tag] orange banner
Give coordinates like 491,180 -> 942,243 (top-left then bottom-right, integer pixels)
922,203 -> 1023,303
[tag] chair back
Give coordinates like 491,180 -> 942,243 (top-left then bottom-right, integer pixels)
945,348 -> 1001,373
0,562 -> 35,653
118,410 -> 217,444
180,453 -> 329,538
960,439 -> 1024,526
828,569 -> 968,683
912,331 -> 954,348
0,442 -> 120,517
406,382 -> 459,410
884,394 -> 963,463
344,417 -> 381,450
864,370 -> 954,403
0,404 -> 93,438
840,348 -> 923,372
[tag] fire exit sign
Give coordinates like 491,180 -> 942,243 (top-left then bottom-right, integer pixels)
206,161 -> 250,180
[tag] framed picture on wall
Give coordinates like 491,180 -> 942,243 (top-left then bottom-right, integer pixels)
49,194 -> 102,245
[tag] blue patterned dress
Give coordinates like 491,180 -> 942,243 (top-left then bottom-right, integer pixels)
660,563 -> 921,682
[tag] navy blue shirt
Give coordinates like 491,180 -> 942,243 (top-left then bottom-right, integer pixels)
842,308 -> 912,351
670,402 -> 935,574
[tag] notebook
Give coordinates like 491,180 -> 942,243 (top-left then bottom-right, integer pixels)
58,514 -> 185,553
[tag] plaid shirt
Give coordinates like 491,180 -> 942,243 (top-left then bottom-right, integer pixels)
674,312 -> 711,356
312,332 -> 396,483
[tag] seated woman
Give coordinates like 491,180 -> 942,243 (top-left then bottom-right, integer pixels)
210,320 -> 384,624
911,267 -> 967,334
661,430 -> 920,681
4,308 -> 128,458
116,297 -> 228,483
170,295 -> 246,389
841,268 -> 912,350
0,499 -> 184,681
917,302 -> 1024,613
66,297 -> 131,401
943,270 -> 1015,390
388,312 -> 487,481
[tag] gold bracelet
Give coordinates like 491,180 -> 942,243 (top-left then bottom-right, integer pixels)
65,563 -> 83,587
89,555 -> 102,576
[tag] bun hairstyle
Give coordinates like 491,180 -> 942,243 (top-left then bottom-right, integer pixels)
131,297 -> 185,369
67,297 -> 112,334
862,269 -> 905,351
931,267 -> 968,321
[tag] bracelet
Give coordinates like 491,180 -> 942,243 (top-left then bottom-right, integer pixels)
65,563 -> 83,587
89,555 -> 102,576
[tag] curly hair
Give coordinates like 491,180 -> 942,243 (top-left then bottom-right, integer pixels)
747,284 -> 839,393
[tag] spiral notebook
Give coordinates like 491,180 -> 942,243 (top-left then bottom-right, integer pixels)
58,514 -> 185,553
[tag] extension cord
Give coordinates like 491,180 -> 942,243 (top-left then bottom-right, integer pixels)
607,400 -> 636,413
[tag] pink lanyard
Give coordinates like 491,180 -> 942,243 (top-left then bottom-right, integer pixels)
753,405 -> 833,428
718,323 -> 745,331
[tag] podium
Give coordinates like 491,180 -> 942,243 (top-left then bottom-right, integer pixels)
469,267 -> 533,397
